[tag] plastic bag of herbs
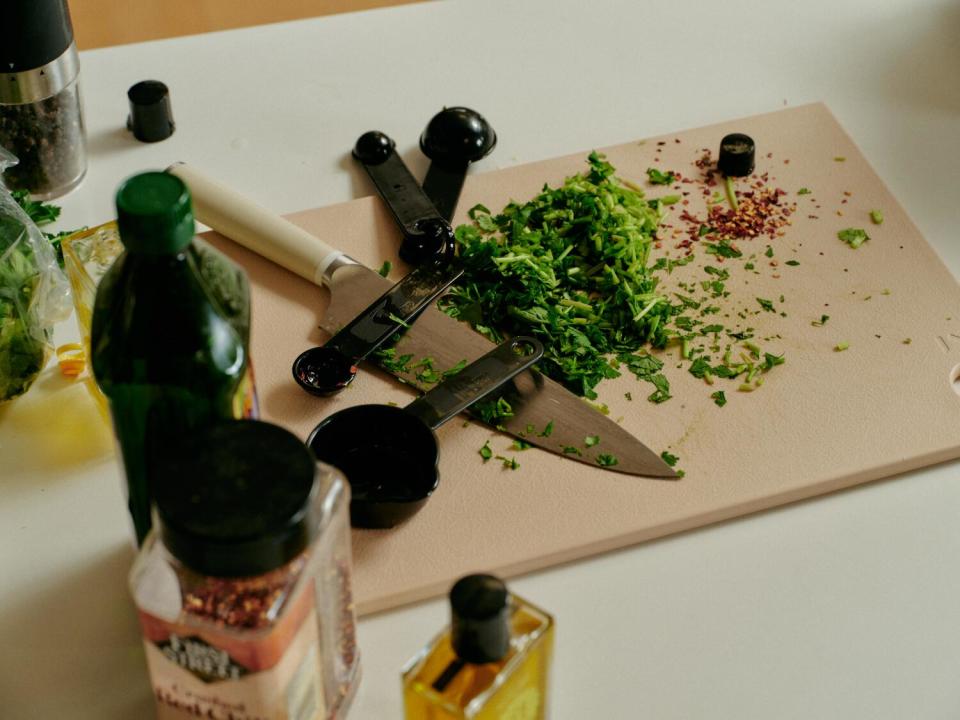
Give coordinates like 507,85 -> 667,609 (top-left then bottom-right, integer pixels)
0,147 -> 71,402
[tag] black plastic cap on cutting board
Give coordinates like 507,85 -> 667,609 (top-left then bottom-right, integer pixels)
127,81 -> 176,143
450,574 -> 511,663
154,420 -> 319,578
2,0 -> 75,73
718,133 -> 756,177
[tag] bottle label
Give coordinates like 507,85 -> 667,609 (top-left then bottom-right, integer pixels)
234,364 -> 259,419
138,587 -> 325,720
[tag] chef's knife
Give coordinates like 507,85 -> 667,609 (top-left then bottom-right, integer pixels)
167,163 -> 677,478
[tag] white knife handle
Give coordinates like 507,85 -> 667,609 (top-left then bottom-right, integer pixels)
168,162 -> 346,286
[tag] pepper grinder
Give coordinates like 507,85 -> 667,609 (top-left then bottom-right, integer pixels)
0,0 -> 87,199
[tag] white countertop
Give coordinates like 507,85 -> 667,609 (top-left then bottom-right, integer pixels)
3,0 -> 960,717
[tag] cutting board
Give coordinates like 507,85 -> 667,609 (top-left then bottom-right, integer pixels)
202,103 -> 960,615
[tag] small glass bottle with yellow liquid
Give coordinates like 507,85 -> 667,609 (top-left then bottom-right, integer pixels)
402,574 -> 554,720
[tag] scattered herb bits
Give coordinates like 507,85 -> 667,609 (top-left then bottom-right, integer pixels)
660,451 -> 679,467
870,209 -> 884,225
838,228 -> 869,249
596,454 -> 619,467
377,260 -> 392,277
835,342 -> 849,352
479,442 -> 493,462
711,390 -> 727,407
646,167 -> 676,185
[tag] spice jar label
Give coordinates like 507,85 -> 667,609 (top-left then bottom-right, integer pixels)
138,588 -> 327,720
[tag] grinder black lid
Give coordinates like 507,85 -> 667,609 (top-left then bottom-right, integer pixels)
2,0 -> 75,73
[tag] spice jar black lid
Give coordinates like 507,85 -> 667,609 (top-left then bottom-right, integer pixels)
450,574 -> 511,663
154,420 -> 319,578
718,133 -> 756,177
3,0 -> 75,73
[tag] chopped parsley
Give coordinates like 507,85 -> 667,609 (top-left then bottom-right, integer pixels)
835,342 -> 849,352
870,209 -> 884,225
538,421 -> 555,437
811,314 -> 829,327
797,188 -> 812,195
646,168 -> 676,185
785,260 -> 800,266
660,451 -> 679,467
838,227 -> 869,249
705,239 -> 742,258
479,442 -> 493,462
584,435 -> 600,447
756,297 -> 775,312
596,453 -> 619,467
494,455 -> 520,470
711,390 -> 727,407
377,260 -> 392,277
512,439 -> 533,451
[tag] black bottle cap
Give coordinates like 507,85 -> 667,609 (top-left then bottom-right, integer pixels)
127,81 -> 176,143
154,420 -> 319,578
2,0 -> 74,72
718,133 -> 756,177
450,574 -> 510,663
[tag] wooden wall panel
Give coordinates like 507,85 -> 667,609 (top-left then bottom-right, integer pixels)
69,0 -> 426,49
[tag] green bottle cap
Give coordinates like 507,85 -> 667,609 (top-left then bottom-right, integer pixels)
115,171 -> 195,254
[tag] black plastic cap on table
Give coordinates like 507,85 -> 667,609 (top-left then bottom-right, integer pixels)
450,574 -> 511,663
2,0 -> 75,72
718,133 -> 756,177
127,81 -> 176,143
154,420 -> 319,578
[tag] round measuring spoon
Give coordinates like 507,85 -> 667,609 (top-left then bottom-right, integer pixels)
306,336 -> 543,528
293,259 -> 463,395
420,107 -> 497,222
353,131 -> 457,266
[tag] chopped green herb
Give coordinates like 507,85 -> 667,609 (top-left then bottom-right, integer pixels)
441,359 -> 468,379
711,390 -> 727,407
596,453 -> 619,467
660,451 -> 679,467
764,245 -> 774,258
785,260 -> 800,266
811,314 -> 829,327
624,391 -> 633,401
705,239 -> 742,258
762,352 -> 785,370
512,439 -> 533,451
834,156 -> 846,162
377,260 -> 392,277
744,262 -> 755,271
479,442 -> 493,462
698,224 -> 714,237
562,445 -> 582,456
797,188 -> 812,195
538,420 -> 555,437
494,455 -> 520,470
584,435 -> 600,447
647,373 -> 672,404
835,342 -> 849,352
646,168 -> 676,185
387,312 -> 410,328
756,297 -> 775,312
870,209 -> 883,225
838,228 -> 869,249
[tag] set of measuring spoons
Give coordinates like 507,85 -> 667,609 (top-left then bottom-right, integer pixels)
296,107 -> 512,528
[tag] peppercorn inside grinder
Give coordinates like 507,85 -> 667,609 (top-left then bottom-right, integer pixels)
307,337 -> 544,528
0,0 -> 86,198
129,420 -> 360,719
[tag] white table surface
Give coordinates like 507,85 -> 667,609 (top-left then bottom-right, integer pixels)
3,0 -> 960,717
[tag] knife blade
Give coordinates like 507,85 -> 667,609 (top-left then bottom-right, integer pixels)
168,163 -> 677,478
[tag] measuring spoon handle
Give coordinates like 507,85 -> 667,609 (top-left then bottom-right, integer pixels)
404,337 -> 544,430
327,260 -> 464,362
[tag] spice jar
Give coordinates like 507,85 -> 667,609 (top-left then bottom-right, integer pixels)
130,420 -> 360,720
0,0 -> 86,198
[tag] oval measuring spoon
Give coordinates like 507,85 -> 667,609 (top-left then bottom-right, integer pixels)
420,107 -> 497,222
353,130 -> 457,266
306,336 -> 544,528
293,259 -> 463,395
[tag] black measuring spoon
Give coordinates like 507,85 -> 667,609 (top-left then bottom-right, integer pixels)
293,259 -> 463,395
419,107 -> 497,223
306,336 -> 544,528
353,131 -> 456,266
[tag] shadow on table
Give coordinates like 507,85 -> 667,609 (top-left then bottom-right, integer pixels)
0,368 -> 114,487
0,544 -> 153,719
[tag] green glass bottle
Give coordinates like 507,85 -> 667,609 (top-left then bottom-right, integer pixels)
91,172 -> 254,545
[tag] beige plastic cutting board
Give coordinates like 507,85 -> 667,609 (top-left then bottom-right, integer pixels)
202,103 -> 960,615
